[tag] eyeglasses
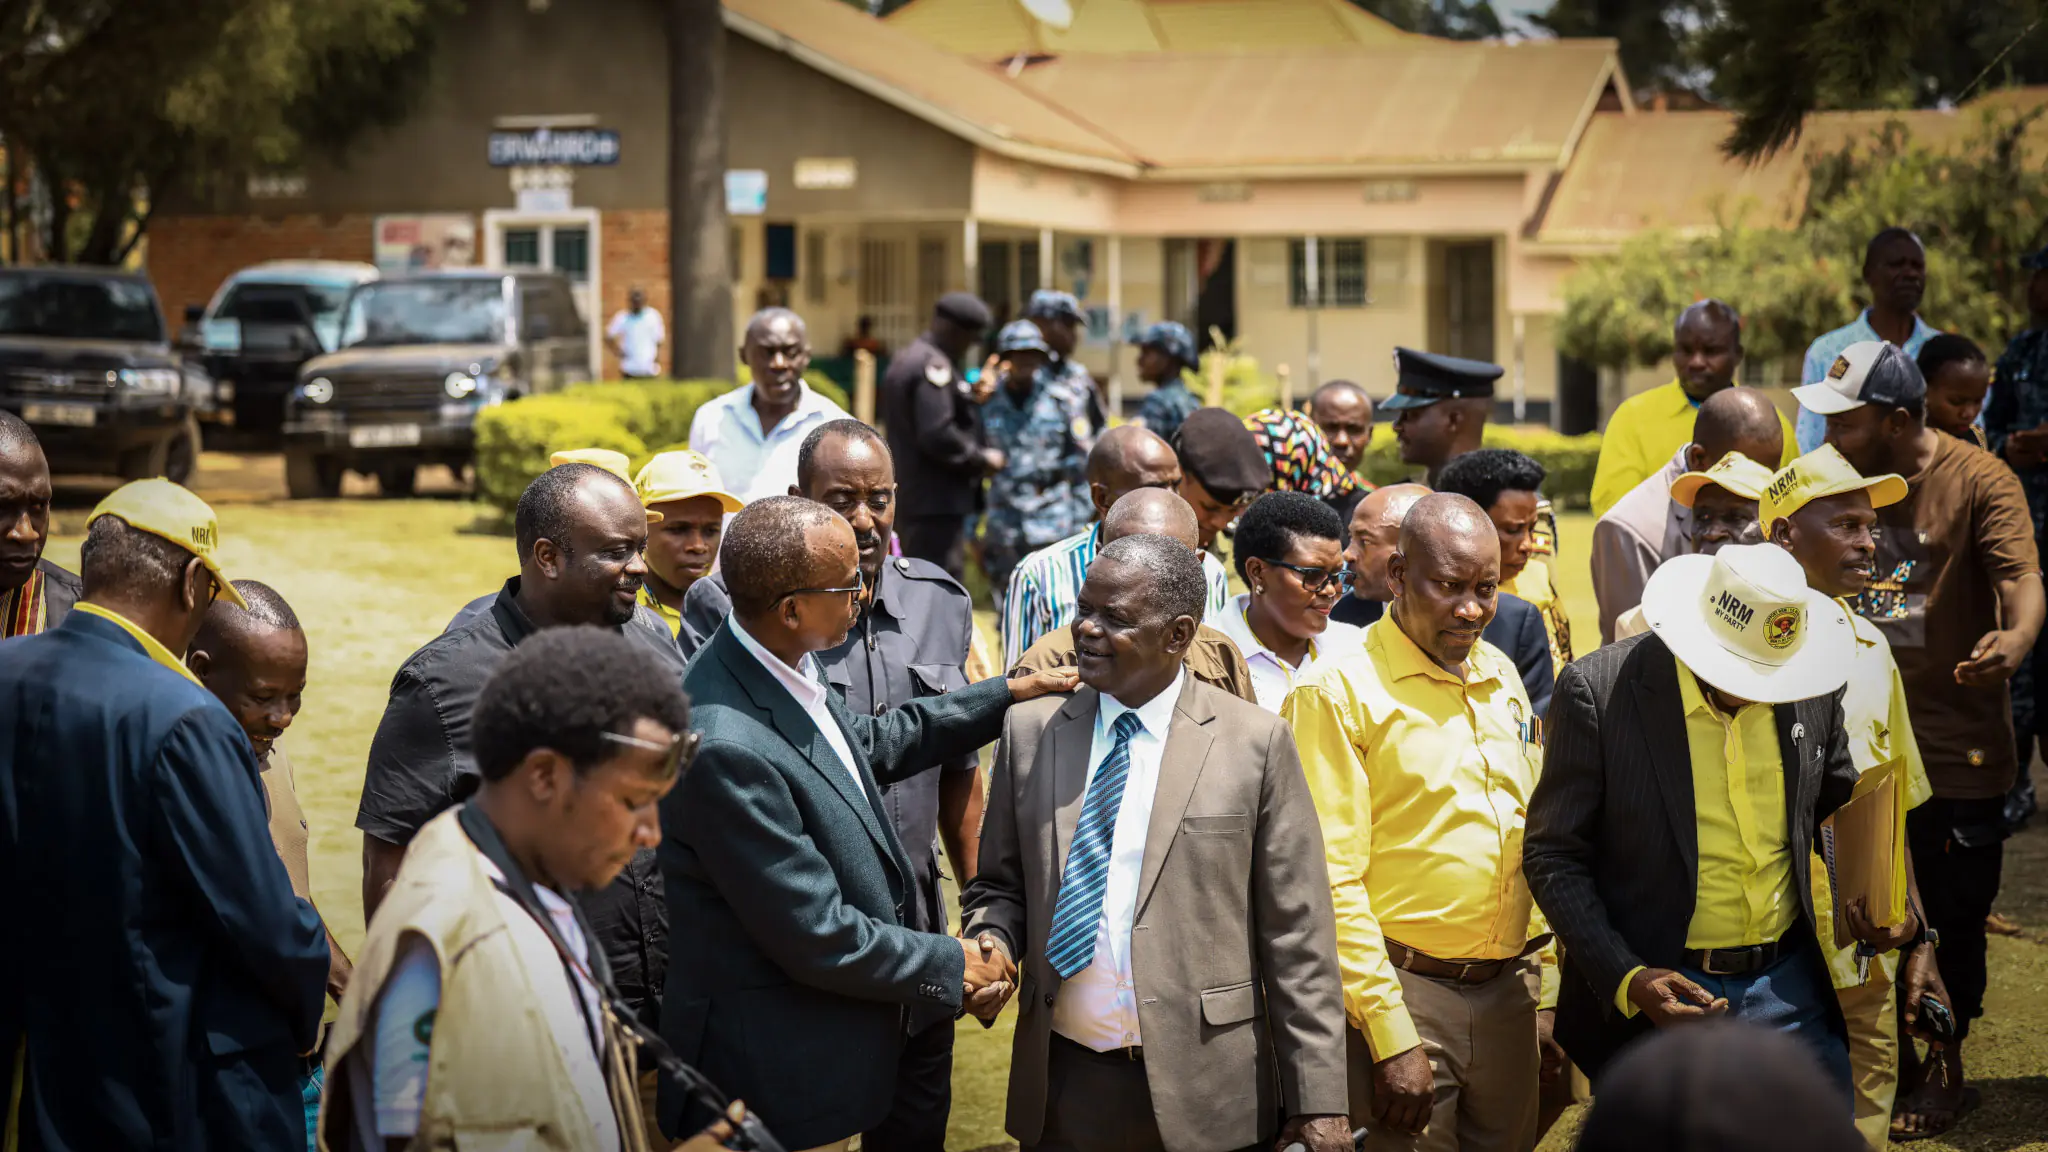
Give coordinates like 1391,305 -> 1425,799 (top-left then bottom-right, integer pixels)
777,569 -> 867,604
600,728 -> 700,776
1266,561 -> 1357,596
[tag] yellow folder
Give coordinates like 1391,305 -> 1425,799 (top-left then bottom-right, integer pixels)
1819,757 -> 1909,950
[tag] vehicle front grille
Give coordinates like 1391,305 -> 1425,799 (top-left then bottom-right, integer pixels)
7,367 -> 116,396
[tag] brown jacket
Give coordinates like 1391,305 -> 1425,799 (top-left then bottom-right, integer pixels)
962,678 -> 1348,1151
1008,623 -> 1258,704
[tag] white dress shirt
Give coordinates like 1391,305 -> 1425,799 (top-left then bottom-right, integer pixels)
1052,669 -> 1187,1052
1214,593 -> 1366,712
728,616 -> 865,794
688,381 -> 849,505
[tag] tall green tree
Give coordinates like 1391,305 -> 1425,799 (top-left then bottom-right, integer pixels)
1349,0 -> 1504,39
1529,0 -> 1706,95
1556,109 -> 2048,366
0,0 -> 452,264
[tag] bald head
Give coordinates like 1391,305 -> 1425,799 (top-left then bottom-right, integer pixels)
1399,492 -> 1499,563
1345,483 -> 1432,603
1689,387 -> 1783,476
1102,488 -> 1200,550
1087,424 -> 1182,517
1390,493 -> 1500,669
1353,483 -> 1430,538
744,306 -> 807,343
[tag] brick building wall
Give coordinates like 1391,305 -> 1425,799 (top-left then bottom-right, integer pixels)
147,214 -> 378,327
598,209 -> 669,381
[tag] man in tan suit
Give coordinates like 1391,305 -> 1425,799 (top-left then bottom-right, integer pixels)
963,534 -> 1350,1152
1009,488 -> 1256,703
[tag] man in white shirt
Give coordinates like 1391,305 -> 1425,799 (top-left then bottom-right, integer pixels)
605,287 -> 666,379
965,534 -> 1350,1152
688,308 -> 849,504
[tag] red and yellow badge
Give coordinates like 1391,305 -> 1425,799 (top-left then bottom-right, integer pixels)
1764,606 -> 1801,649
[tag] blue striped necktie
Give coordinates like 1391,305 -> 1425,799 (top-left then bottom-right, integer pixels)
1046,709 -> 1146,979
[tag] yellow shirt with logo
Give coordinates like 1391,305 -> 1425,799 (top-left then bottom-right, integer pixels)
1616,659 -> 1801,1015
1283,616 -> 1556,1061
1812,606 -> 1933,989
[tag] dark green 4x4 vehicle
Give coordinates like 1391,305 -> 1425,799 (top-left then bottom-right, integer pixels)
282,270 -> 591,498
0,266 -> 209,484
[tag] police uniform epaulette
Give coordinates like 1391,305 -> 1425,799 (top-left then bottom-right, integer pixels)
892,555 -> 970,598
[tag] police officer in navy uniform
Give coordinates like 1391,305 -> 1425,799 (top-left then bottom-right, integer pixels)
677,419 -> 985,1152
1133,319 -> 1204,443
1988,245 -> 2048,831
882,292 -> 998,582
1383,346 -> 1504,487
1027,288 -> 1108,456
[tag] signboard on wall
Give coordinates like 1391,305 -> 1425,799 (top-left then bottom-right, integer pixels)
794,157 -> 858,191
725,170 -> 768,216
373,215 -> 478,275
488,128 -> 620,167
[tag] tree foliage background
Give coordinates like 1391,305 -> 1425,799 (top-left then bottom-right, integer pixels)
1556,110 -> 2048,367
0,0 -> 456,264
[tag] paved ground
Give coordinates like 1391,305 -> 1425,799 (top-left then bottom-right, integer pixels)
40,452 -> 2046,1151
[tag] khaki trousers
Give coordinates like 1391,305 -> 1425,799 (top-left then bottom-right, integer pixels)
1350,959 -> 1542,1152
1838,975 -> 1900,1149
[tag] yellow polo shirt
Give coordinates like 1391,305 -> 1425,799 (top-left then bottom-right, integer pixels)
1616,658 -> 1800,1015
73,602 -> 204,685
1283,616 -> 1555,1061
1589,381 -> 1797,519
638,585 -> 683,639
1813,606 -> 1933,989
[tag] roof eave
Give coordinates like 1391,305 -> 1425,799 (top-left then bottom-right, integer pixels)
1134,158 -> 1557,181
722,8 -> 1143,179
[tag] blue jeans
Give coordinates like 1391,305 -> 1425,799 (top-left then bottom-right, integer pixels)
1681,948 -> 1852,1105
300,1061 -> 324,1152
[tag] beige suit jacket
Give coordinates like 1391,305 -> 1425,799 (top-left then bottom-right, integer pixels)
962,677 -> 1348,1152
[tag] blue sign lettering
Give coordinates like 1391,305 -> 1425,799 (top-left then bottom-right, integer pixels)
487,128 -> 621,167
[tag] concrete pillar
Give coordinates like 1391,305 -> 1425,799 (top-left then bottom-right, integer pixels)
1107,234 -> 1123,417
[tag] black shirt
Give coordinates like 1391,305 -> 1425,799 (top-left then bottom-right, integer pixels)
357,577 -> 686,1025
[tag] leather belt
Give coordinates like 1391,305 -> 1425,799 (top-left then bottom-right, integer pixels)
1683,939 -> 1788,977
1386,935 -> 1551,986
1053,1032 -> 1144,1062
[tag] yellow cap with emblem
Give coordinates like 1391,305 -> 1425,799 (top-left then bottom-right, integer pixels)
635,450 -> 743,514
1668,451 -> 1776,508
88,479 -> 249,609
1758,444 -> 1908,533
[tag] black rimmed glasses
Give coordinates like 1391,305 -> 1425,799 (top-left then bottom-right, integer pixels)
1267,561 -> 1357,596
600,728 -> 700,776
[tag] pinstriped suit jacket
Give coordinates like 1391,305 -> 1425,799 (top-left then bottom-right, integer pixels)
1524,633 -> 1860,1079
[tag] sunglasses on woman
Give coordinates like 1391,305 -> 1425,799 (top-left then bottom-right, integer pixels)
1266,561 -> 1357,596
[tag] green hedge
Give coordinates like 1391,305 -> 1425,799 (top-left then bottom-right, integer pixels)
474,373 -> 855,509
1351,424 -> 1603,509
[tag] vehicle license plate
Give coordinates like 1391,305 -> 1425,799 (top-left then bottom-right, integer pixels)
349,423 -> 422,448
22,403 -> 96,427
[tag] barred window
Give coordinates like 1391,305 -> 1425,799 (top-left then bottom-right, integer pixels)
1289,238 -> 1369,308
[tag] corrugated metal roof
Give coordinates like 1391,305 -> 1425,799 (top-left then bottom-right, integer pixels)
885,0 -> 1416,56
1535,94 -> 2048,244
1007,42 -> 1618,169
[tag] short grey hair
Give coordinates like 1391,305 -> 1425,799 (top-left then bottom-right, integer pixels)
1094,534 -> 1207,625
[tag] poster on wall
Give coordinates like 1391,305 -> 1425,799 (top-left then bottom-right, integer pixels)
373,215 -> 478,275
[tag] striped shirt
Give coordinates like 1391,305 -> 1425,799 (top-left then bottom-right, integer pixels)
2,567 -> 46,638
1000,526 -> 1232,667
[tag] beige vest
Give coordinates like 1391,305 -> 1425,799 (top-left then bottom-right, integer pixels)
319,809 -> 649,1152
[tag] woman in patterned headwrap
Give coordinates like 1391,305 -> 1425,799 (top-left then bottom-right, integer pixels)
1242,407 -> 1369,525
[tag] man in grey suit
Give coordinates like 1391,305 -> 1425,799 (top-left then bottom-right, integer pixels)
658,496 -> 1070,1152
963,534 -> 1351,1152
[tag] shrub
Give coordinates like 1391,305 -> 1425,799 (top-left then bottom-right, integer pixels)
474,394 -> 648,509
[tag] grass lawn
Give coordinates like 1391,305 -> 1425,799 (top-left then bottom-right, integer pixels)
42,474 -> 2046,1150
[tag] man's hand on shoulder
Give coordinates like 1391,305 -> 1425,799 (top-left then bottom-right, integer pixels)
1007,667 -> 1080,703
1628,967 -> 1728,1027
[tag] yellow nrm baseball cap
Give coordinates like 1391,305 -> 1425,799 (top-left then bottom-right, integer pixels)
89,479 -> 248,609
1669,451 -> 1776,508
1759,444 -> 1908,530
635,450 -> 744,514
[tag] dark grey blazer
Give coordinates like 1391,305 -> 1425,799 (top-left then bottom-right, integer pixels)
1524,632 -> 1859,1080
656,623 -> 1011,1149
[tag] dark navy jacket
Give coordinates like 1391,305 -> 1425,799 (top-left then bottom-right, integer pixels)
0,611 -> 329,1151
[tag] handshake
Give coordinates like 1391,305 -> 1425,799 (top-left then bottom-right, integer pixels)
957,932 -> 1018,1023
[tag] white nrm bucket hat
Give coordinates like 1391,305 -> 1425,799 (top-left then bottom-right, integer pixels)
1640,543 -> 1855,704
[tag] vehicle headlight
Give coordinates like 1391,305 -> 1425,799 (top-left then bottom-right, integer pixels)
444,372 -> 478,399
302,377 -> 335,405
118,368 -> 180,395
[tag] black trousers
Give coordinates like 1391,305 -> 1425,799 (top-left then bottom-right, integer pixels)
862,1020 -> 955,1152
1025,1036 -> 1165,1152
1901,797 -> 2007,1040
897,515 -> 968,583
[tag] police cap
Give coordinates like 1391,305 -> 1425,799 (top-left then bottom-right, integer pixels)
1026,289 -> 1086,326
1174,407 -> 1271,500
1379,347 -> 1504,411
935,291 -> 992,331
994,319 -> 1053,356
1139,321 -> 1200,370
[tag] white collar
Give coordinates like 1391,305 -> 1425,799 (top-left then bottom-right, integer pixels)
1219,592 -> 1321,666
1097,668 -> 1186,741
728,615 -> 827,711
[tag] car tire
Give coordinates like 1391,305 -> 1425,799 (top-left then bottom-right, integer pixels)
377,463 -> 418,498
119,414 -> 202,485
285,450 -> 343,499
